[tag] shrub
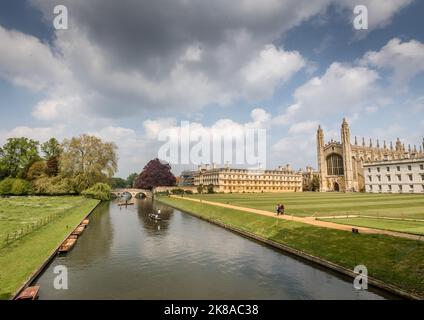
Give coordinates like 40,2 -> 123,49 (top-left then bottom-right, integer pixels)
0,177 -> 14,195
171,188 -> 185,195
184,190 -> 193,195
0,178 -> 33,195
207,184 -> 215,194
155,191 -> 170,196
11,179 -> 33,195
33,176 -> 76,195
81,183 -> 111,201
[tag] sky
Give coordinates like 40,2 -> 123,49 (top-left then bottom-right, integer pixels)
0,0 -> 424,177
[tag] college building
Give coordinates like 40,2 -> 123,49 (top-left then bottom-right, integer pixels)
317,118 -> 424,192
364,158 -> 424,194
182,164 -> 302,193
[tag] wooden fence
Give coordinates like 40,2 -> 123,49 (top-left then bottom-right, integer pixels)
1,212 -> 60,249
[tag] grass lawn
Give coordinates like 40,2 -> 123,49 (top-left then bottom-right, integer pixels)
158,196 -> 424,298
319,217 -> 424,236
188,192 -> 424,219
0,196 -> 99,300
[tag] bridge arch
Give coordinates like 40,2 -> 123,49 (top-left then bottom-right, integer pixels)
111,188 -> 152,199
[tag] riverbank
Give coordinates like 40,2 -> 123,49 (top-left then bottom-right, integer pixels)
157,196 -> 424,299
0,196 -> 99,299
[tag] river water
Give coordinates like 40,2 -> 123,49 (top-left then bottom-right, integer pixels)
34,199 -> 395,299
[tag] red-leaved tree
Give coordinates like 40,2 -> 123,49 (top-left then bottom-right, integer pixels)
134,158 -> 176,190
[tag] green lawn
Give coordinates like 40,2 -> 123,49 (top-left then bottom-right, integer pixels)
188,192 -> 424,219
0,196 -> 99,300
159,196 -> 424,298
319,217 -> 424,236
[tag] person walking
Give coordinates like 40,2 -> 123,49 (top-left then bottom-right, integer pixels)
276,204 -> 281,216
280,204 -> 285,215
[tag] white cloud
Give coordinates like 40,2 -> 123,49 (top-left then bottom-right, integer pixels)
181,45 -> 203,62
272,62 -> 381,124
361,38 -> 424,87
288,121 -> 319,134
143,118 -> 178,140
0,0 -> 413,122
0,25 -> 69,91
241,45 -> 305,99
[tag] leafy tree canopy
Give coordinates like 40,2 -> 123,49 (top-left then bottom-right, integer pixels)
110,177 -> 127,189
0,137 -> 40,178
126,173 -> 138,188
60,134 -> 118,189
134,158 -> 176,190
41,138 -> 62,159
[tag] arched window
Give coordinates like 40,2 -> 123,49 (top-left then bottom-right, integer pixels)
326,154 -> 344,175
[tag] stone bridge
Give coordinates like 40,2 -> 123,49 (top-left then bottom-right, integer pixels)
111,188 -> 153,199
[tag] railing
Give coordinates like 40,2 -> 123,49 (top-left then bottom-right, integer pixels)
0,200 -> 87,249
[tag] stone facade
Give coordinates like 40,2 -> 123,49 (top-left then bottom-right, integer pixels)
364,158 -> 424,194
179,170 -> 197,186
317,119 -> 424,192
191,164 -> 302,193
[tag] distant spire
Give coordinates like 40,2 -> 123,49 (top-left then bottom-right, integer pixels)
408,144 -> 411,152
377,139 -> 380,148
396,138 -> 402,151
369,138 -> 372,148
383,140 -> 387,149
390,141 -> 393,150
362,137 -> 365,147
413,145 -> 417,153
355,136 -> 358,145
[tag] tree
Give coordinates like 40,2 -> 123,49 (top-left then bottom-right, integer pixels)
40,138 -> 62,177
41,138 -> 62,159
207,183 -> 215,194
197,185 -> 204,194
0,137 -> 40,178
45,156 -> 60,176
81,183 -> 111,201
0,162 -> 8,180
311,175 -> 320,192
60,134 -> 118,192
126,173 -> 138,188
27,161 -> 47,180
134,158 -> 176,190
109,177 -> 127,189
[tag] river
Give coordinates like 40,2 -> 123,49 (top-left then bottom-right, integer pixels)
33,198 -> 396,299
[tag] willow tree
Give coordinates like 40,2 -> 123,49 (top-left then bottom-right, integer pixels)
60,134 -> 118,192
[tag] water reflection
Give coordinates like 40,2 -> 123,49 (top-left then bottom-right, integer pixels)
33,198 -> 397,300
